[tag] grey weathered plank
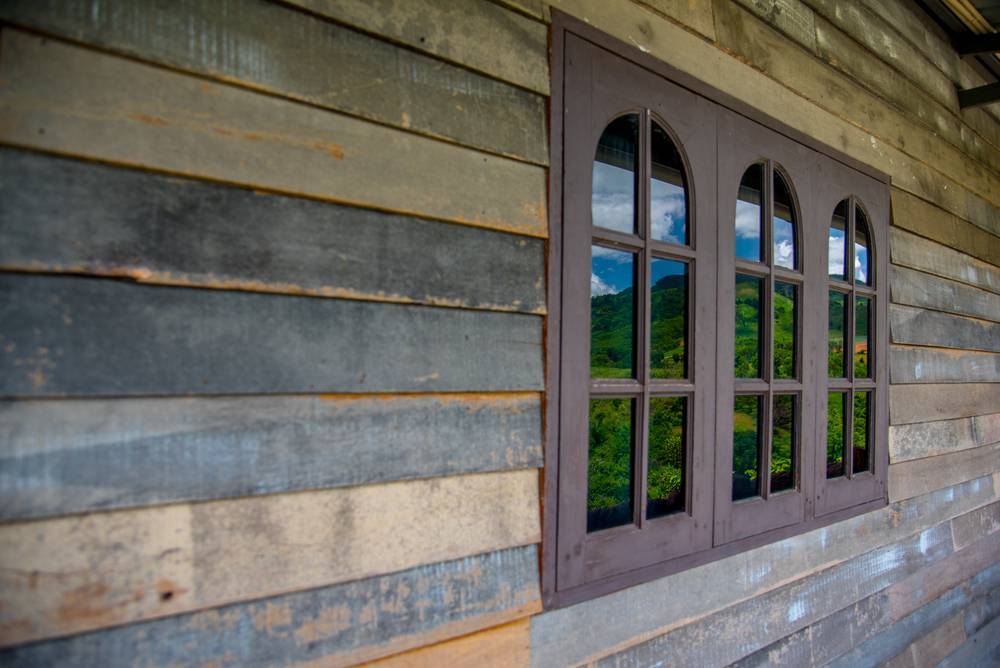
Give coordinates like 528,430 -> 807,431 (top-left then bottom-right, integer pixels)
0,149 -> 546,314
0,392 -> 542,522
528,475 -> 997,668
593,523 -> 954,667
0,30 -> 548,238
891,189 -> 1000,268
890,345 -> 1000,384
891,266 -> 1000,325
889,414 -> 1000,463
0,274 -> 542,397
891,228 -> 1000,295
963,584 -> 1000,637
888,443 -> 1000,503
0,545 -> 541,667
951,500 -> 1000,551
282,0 -> 550,94
890,384 -> 1000,425
635,0 -> 716,39
937,613 -> 1000,668
0,0 -> 547,165
975,413 -> 1000,449
890,305 -> 1000,353
729,0 -> 817,51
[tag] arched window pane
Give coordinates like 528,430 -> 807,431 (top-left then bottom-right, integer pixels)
735,163 -> 764,262
592,115 -> 638,234
829,199 -> 848,280
855,206 -> 871,285
650,121 -> 688,244
773,171 -> 797,269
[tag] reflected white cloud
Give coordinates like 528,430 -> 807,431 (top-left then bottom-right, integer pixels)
775,240 -> 794,269
651,182 -> 685,244
829,232 -> 846,277
592,245 -> 630,263
591,272 -> 615,297
735,201 -> 761,239
855,249 -> 868,284
592,162 -> 634,233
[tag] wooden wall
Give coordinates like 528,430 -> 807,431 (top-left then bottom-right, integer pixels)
0,0 -> 997,666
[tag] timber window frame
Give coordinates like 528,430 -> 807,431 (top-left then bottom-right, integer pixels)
544,12 -> 889,609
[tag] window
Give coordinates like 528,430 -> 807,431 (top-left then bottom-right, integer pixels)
544,14 -> 889,608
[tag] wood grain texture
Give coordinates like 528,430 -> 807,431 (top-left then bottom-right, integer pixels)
890,345 -> 1000,384
730,0 -> 816,51
528,475 -> 997,668
0,469 -> 540,646
891,228 -> 1000,295
888,443 -> 1000,503
891,189 -> 1000,267
0,31 -> 548,238
888,613 -> 967,668
0,545 -> 541,667
889,413 -> 1000,463
890,305 -> 1000,353
359,619 -> 530,668
0,274 -> 542,397
0,0 -> 548,165
950,500 -> 1000,551
891,266 -> 1000,325
962,583 -> 1000,638
0,149 -> 546,314
282,0 -> 550,94
890,383 -> 1000,425
937,614 -> 1000,668
0,392 -> 542,521
636,0 -> 716,40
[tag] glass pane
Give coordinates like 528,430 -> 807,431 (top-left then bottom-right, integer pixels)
853,391 -> 872,474
647,397 -> 686,519
735,163 -> 764,262
855,296 -> 871,379
855,206 -> 871,285
592,115 -> 638,234
591,245 -> 636,379
651,259 -> 687,379
733,395 -> 762,501
829,199 -> 848,280
828,291 -> 848,378
650,121 -> 688,245
774,282 -> 797,379
587,398 -> 635,532
773,170 -> 797,269
771,395 -> 795,493
735,274 -> 763,378
826,392 -> 846,479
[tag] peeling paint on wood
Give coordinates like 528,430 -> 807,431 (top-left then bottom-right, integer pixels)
0,545 -> 541,667
0,31 -> 548,238
0,469 -> 540,646
890,345 -> 1000,384
890,305 -> 1000,353
0,0 -> 548,165
891,384 -> 1000,424
0,392 -> 542,521
0,274 -> 543,396
0,149 -> 546,314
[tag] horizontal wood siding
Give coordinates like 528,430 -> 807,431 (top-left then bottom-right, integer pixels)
0,393 -> 542,521
0,545 -> 541,667
891,383 -> 1000,424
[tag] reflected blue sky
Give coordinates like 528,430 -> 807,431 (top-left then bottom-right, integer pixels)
592,161 -> 635,234
773,215 -> 795,269
591,246 -> 634,297
829,225 -> 846,279
651,257 -> 685,285
735,199 -> 762,261
651,180 -> 686,244
855,243 -> 869,284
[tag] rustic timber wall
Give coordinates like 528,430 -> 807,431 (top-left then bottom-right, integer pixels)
0,1 -> 997,667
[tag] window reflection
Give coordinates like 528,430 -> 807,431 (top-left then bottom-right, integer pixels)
647,397 -> 686,518
650,121 -> 688,245
829,200 -> 848,280
774,282 -> 797,379
853,392 -> 871,474
773,171 -> 796,269
735,164 -> 764,262
855,207 -> 871,285
591,246 -> 636,379
651,259 -> 687,379
588,398 -> 635,532
855,296 -> 870,378
828,291 -> 847,378
826,392 -> 846,478
592,115 -> 638,234
733,395 -> 762,500
735,274 -> 763,378
771,395 -> 795,493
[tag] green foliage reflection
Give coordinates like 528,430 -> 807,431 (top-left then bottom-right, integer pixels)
827,392 -> 845,478
853,392 -> 870,474
828,292 -> 847,378
732,395 -> 761,500
774,283 -> 797,379
771,395 -> 795,492
735,275 -> 762,378
587,399 -> 633,532
647,397 -> 686,518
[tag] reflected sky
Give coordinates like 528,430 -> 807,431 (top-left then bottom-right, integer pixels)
735,199 -> 762,262
830,201 -> 848,279
855,243 -> 869,284
592,161 -> 635,234
651,181 -> 686,244
773,215 -> 794,269
591,246 -> 634,297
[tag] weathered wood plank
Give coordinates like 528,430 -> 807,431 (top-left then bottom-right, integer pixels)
282,0 -> 549,94
951,500 -> 1000,551
890,345 -> 1000,384
730,0 -> 816,51
0,0 -> 548,165
891,384 -> 1000,425
891,266 -> 1000,325
891,228 -> 1000,295
0,149 -> 546,314
0,31 -> 548,238
360,619 -> 531,668
0,545 -> 540,667
0,469 -> 540,646
0,274 -> 543,397
889,414 -> 1000,463
0,392 -> 542,522
528,475 -> 997,668
890,305 -> 1000,353
592,524 -> 954,667
904,614 -> 967,668
963,584 -> 1000,637
937,614 -> 1000,668
888,443 -> 1000,503
891,189 -> 1000,268
635,0 -> 716,40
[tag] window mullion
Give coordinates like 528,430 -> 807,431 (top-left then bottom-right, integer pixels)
635,109 -> 652,528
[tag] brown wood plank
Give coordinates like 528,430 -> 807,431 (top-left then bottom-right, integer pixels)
0,545 -> 540,667
890,190 -> 1000,267
0,0 -> 548,165
0,392 -> 542,521
360,619 -> 531,668
0,30 -> 548,238
281,0 -> 550,94
888,443 -> 1000,502
891,229 -> 1000,296
0,274 -> 543,397
0,469 -> 540,647
890,305 -> 1000,353
890,384 -> 1000,424
891,266 -> 1000,325
0,149 -> 546,314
